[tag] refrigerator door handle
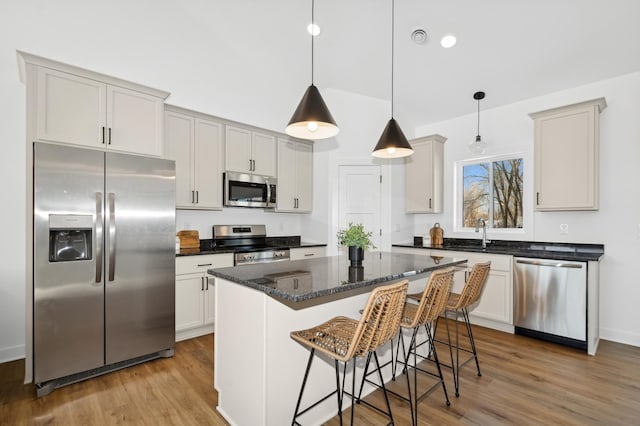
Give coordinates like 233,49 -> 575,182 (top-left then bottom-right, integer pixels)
95,192 -> 103,283
108,192 -> 117,281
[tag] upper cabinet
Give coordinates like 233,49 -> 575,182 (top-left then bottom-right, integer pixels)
165,106 -> 223,210
405,134 -> 447,213
276,138 -> 313,212
225,125 -> 276,177
530,98 -> 607,211
19,51 -> 168,157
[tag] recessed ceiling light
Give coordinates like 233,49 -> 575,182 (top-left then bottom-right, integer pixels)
440,34 -> 457,48
307,23 -> 320,36
410,28 -> 428,44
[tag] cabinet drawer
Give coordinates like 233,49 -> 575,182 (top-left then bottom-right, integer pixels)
176,253 -> 234,275
290,246 -> 326,260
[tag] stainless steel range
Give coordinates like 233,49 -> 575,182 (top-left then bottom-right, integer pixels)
213,225 -> 290,265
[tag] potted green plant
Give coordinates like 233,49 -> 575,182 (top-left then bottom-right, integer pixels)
336,222 -> 376,266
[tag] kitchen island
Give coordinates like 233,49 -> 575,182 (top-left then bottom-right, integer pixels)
209,252 -> 466,426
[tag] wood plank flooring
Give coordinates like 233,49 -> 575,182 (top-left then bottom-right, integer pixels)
1,325 -> 640,425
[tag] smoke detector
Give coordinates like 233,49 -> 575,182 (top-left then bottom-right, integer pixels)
410,28 -> 428,44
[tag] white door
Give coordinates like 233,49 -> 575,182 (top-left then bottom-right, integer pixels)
338,165 -> 382,251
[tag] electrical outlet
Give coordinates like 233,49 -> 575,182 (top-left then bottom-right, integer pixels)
560,224 -> 569,234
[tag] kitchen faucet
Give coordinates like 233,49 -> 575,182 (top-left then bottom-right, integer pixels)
475,218 -> 491,248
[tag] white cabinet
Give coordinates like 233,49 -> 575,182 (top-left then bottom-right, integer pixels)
175,253 -> 234,341
430,249 -> 512,331
30,61 -> 167,157
165,106 -> 223,209
405,134 -> 447,213
225,125 -> 276,177
530,98 -> 606,211
276,138 -> 313,212
391,246 -> 513,332
290,246 -> 326,260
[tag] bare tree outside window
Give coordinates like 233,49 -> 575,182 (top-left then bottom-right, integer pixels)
463,158 -> 523,229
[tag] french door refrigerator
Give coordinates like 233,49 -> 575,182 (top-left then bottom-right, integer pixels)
33,142 -> 175,396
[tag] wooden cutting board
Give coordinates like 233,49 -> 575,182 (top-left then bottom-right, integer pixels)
177,230 -> 200,249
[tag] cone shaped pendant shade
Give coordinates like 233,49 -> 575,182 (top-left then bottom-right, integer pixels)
372,118 -> 413,158
286,84 -> 339,139
286,0 -> 338,140
372,0 -> 413,158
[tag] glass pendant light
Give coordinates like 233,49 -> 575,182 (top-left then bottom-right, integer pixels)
469,91 -> 487,155
373,0 -> 413,158
286,0 -> 339,140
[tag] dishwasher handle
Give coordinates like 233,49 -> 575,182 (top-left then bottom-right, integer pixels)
515,258 -> 583,269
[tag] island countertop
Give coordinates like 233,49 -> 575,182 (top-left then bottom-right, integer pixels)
208,251 -> 467,307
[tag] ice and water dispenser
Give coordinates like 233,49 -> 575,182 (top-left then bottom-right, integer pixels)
48,214 -> 93,262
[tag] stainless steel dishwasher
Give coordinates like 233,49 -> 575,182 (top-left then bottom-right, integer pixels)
513,257 -> 587,350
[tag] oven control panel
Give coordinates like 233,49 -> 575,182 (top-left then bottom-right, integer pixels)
235,249 -> 291,265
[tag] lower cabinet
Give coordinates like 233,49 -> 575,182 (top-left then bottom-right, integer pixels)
392,247 -> 514,332
289,246 -> 326,260
175,253 -> 234,341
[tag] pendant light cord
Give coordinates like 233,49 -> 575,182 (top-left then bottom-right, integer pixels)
391,0 -> 395,117
477,97 -> 480,136
311,0 -> 315,85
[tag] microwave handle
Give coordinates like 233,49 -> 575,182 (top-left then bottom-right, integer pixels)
266,180 -> 272,205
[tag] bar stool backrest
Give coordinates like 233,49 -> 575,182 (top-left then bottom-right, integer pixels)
351,279 -> 409,359
451,261 -> 491,310
409,268 -> 454,328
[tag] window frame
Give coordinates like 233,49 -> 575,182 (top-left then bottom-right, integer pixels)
453,152 -> 528,235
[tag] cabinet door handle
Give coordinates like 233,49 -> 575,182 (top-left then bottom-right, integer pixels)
428,198 -> 432,209
304,253 -> 314,257
191,190 -> 195,204
101,126 -> 106,144
108,127 -> 112,145
196,190 -> 199,204
201,277 -> 204,291
197,263 -> 212,267
205,276 -> 210,291
536,192 -> 540,205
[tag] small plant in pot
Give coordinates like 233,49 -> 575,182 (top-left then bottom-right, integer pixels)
336,222 -> 376,266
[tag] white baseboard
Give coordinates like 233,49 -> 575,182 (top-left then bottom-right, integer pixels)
176,325 -> 214,342
0,344 -> 25,364
599,327 -> 640,348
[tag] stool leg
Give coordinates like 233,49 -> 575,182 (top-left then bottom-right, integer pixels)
426,322 -> 451,406
356,352 -> 372,401
463,307 -> 482,377
335,359 -> 344,425
372,351 -> 395,425
292,349 -> 315,425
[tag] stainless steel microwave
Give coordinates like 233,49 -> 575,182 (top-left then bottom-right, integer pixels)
223,172 -> 277,208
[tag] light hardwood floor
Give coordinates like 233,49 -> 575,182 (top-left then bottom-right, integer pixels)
1,326 -> 639,425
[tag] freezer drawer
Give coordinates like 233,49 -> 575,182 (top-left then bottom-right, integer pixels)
514,257 -> 587,342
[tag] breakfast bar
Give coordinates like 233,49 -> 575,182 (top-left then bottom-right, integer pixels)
209,252 -> 466,426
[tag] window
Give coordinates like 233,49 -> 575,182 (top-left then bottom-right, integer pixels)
460,156 -> 523,229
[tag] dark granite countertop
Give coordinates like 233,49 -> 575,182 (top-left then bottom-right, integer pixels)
393,238 -> 604,262
208,251 -> 466,307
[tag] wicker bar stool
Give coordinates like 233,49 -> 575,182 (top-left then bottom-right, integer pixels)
437,261 -> 491,397
290,279 -> 409,425
359,268 -> 454,426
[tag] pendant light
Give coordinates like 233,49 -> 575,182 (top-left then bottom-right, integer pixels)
469,91 -> 487,155
372,0 -> 413,158
286,0 -> 339,140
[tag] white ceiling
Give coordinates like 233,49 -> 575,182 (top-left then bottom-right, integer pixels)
181,0 -> 640,131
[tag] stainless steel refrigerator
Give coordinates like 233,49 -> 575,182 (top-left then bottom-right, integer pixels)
33,142 -> 176,396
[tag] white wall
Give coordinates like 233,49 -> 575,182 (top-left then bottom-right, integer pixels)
1,0 -> 638,362
0,0 -> 309,362
410,72 -> 640,347
309,88 -> 409,256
